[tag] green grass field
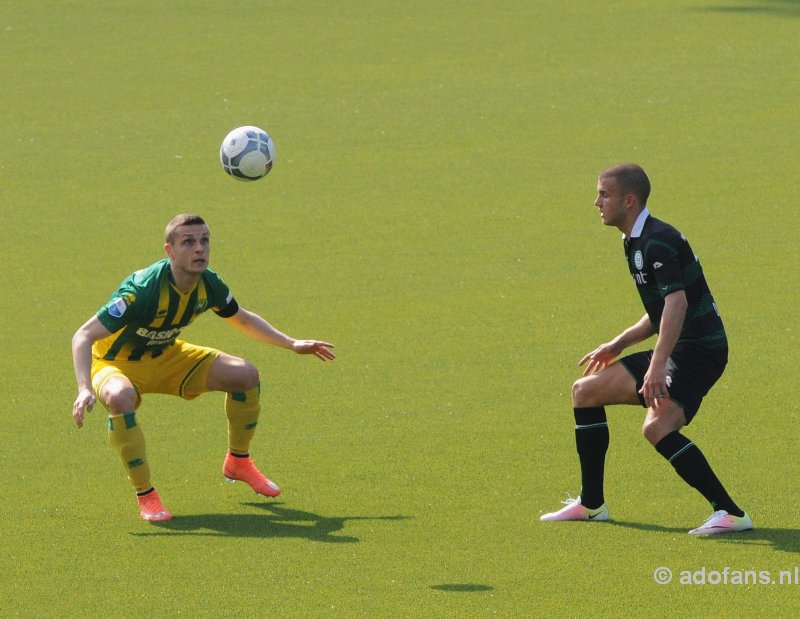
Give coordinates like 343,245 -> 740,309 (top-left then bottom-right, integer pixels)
1,0 -> 799,616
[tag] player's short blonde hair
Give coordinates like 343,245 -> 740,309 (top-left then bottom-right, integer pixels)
165,214 -> 207,244
600,163 -> 651,206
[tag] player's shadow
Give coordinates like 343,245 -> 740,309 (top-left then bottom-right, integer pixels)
696,0 -> 800,16
692,528 -> 800,554
608,520 -> 800,553
130,502 -> 409,543
430,584 -> 495,593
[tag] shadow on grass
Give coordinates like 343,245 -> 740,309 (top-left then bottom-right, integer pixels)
695,0 -> 800,16
430,584 -> 494,592
606,520 -> 689,534
608,520 -> 800,553
691,528 -> 800,553
130,501 -> 409,543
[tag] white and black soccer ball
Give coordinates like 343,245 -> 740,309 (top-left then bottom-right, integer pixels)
219,126 -> 276,181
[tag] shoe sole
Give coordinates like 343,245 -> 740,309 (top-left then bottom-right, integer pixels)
540,516 -> 610,522
689,526 -> 753,535
540,507 -> 609,522
224,474 -> 281,497
141,512 -> 172,522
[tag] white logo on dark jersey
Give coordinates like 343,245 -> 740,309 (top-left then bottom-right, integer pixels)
634,251 -> 644,270
653,262 -> 663,269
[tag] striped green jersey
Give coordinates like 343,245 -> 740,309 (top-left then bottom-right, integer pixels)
624,210 -> 727,350
94,258 -> 237,361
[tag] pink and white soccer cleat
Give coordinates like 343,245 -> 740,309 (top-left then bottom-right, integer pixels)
540,495 -> 609,522
688,510 -> 753,535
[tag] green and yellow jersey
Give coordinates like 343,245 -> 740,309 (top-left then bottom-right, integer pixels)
94,258 -> 239,361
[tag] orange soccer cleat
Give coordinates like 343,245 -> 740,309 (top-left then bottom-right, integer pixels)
137,489 -> 172,522
223,451 -> 281,498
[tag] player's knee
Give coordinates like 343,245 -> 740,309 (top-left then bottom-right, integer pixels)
642,416 -> 676,446
227,360 -> 259,391
571,378 -> 593,408
642,407 -> 686,445
641,418 -> 659,444
241,362 -> 260,390
208,355 -> 260,392
103,382 -> 137,413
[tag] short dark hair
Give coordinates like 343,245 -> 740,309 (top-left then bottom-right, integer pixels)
600,163 -> 651,206
165,213 -> 206,244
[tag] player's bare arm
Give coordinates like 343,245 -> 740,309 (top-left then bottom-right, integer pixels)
225,307 -> 335,361
579,314 -> 655,376
71,315 -> 113,428
640,290 -> 687,407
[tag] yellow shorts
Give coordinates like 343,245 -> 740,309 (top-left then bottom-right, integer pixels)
91,340 -> 222,410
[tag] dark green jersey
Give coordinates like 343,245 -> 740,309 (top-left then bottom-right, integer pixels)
624,210 -> 727,350
94,258 -> 238,361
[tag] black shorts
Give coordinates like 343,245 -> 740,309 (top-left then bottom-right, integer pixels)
618,344 -> 728,423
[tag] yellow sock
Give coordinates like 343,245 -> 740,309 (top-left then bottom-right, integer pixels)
226,386 -> 261,455
108,412 -> 152,493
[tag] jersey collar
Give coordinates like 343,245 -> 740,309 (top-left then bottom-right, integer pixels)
623,207 -> 650,239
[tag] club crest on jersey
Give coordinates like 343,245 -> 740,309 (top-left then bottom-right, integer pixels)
634,251 -> 644,270
195,300 -> 208,313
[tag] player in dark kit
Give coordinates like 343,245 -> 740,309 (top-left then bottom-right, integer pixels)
540,163 -> 752,535
71,214 -> 335,521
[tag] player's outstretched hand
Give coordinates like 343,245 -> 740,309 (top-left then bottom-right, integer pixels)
72,388 -> 96,428
293,340 -> 336,361
578,342 -> 621,376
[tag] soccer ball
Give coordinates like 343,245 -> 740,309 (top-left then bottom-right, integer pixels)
219,126 -> 276,181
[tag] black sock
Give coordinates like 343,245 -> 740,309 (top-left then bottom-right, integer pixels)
655,431 -> 744,517
574,407 -> 609,510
